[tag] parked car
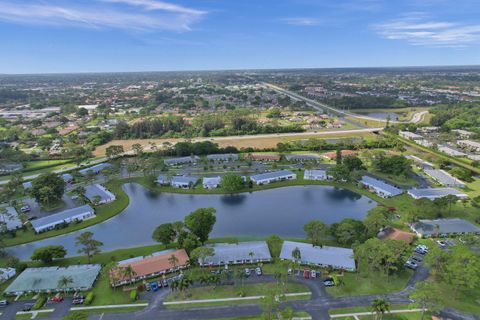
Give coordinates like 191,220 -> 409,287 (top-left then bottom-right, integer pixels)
435,240 -> 447,248
50,296 -> 63,302
20,205 -> 31,213
323,278 -> 335,287
244,268 -> 251,277
27,216 -> 38,221
161,279 -> 168,287
411,255 -> 423,263
72,298 -> 84,305
287,268 -> 292,275
255,267 -> 262,276
0,300 -> 8,307
150,282 -> 158,292
71,195 -> 79,200
405,260 -> 418,270
22,303 -> 34,311
303,269 -> 310,279
414,246 -> 428,255
310,270 -> 317,278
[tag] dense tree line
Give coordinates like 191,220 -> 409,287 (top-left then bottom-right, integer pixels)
429,103 -> 480,132
322,95 -> 407,110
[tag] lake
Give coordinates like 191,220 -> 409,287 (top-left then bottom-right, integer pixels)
8,183 -> 377,259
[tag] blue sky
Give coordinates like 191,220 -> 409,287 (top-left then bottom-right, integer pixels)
1,0 -> 480,73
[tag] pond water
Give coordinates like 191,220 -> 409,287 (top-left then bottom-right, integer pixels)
8,183 -> 377,259
356,111 -> 401,120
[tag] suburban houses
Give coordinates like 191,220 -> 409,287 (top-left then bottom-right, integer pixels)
407,187 -> 469,200
280,241 -> 356,271
322,150 -> 355,160
359,176 -> 403,198
111,249 -> 189,287
0,267 -> 16,281
206,153 -> 239,162
0,206 -> 22,231
171,175 -> 198,188
79,163 -> 112,176
410,218 -> 480,238
304,169 -> 331,181
84,184 -> 116,204
424,169 -> 465,188
30,204 -> 96,233
250,170 -> 297,185
198,241 -> 272,266
399,131 -> 423,140
245,154 -> 281,162
5,265 -> 101,295
202,176 -> 221,189
457,140 -> 480,152
438,145 -> 466,157
164,156 -> 199,166
285,154 -> 321,162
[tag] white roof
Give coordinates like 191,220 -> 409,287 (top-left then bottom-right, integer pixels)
360,176 -> 402,196
201,241 -> 271,265
203,176 -> 221,185
424,169 -> 464,186
280,241 -> 355,270
84,184 -> 116,202
438,146 -> 466,157
30,204 -> 94,231
171,176 -> 198,185
1,207 -> 22,231
458,140 -> 480,148
408,187 -> 468,199
250,170 -> 295,182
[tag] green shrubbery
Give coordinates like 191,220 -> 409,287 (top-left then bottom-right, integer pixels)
130,289 -> 138,301
84,292 -> 94,305
32,296 -> 46,310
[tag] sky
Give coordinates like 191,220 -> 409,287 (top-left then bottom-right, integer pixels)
0,0 -> 480,73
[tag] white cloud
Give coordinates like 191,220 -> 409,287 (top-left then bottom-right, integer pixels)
374,14 -> 480,47
0,0 -> 206,32
282,17 -> 321,26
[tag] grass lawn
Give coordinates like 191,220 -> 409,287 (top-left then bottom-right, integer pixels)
435,282 -> 480,315
326,270 -> 413,297
464,178 -> 480,198
329,304 -> 414,315
212,311 -> 311,320
164,282 -> 310,302
65,306 -> 146,318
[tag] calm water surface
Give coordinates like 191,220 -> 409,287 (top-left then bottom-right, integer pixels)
9,183 -> 376,259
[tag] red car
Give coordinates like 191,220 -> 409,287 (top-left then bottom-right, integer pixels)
50,296 -> 63,302
303,269 -> 310,279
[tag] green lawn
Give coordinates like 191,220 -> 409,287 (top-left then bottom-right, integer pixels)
435,282 -> 480,314
329,304 -> 414,315
164,282 -> 310,302
211,311 -> 311,320
326,270 -> 413,297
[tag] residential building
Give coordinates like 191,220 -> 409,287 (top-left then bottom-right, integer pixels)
424,169 -> 465,188
304,170 -> 330,181
0,163 -> 23,173
62,173 -> 74,183
198,241 -> 272,266
84,184 -> 116,204
250,170 -> 296,185
285,154 -> 321,162
322,150 -> 355,160
155,175 -> 170,185
407,188 -> 468,200
410,218 -> 480,238
22,181 -> 32,189
457,140 -> 480,152
405,155 -> 434,169
171,176 -> 198,188
30,205 -> 95,233
0,206 -> 22,231
438,145 -> 466,157
360,176 -> 402,198
5,264 -> 101,295
416,139 -> 434,148
416,126 -> 439,134
0,268 -> 16,281
468,154 -> 480,161
79,163 -> 112,176
399,131 -> 423,140
164,156 -> 199,166
111,249 -> 189,287
452,129 -> 474,138
206,154 -> 239,162
245,154 -> 281,162
203,176 -> 221,189
280,241 -> 355,271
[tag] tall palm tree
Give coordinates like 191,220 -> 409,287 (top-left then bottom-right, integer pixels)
371,298 -> 390,320
121,265 -> 137,284
168,254 -> 179,270
57,275 -> 74,294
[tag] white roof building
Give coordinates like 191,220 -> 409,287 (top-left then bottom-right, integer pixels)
360,176 -> 402,198
280,241 -> 355,271
457,140 -> 480,152
206,154 -> 238,162
30,205 -> 95,233
0,268 -> 16,281
250,170 -> 296,185
407,188 -> 468,200
438,146 -> 466,157
79,163 -> 112,175
203,176 -> 221,189
171,176 -> 198,188
399,131 -> 423,140
424,169 -> 465,188
1,206 -> 22,231
304,170 -> 330,181
84,184 -> 116,204
164,156 -> 199,166
199,241 -> 272,266
410,218 -> 480,238
285,154 -> 321,162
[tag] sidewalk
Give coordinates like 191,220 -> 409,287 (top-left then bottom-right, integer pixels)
330,308 -> 425,319
163,292 -> 311,305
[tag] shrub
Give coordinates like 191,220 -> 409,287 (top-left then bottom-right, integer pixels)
32,296 -> 46,310
130,289 -> 138,301
84,292 -> 94,305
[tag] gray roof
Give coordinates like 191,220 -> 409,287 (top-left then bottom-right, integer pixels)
62,173 -> 73,182
201,241 -> 272,265
280,241 -> 355,270
408,187 -> 468,199
171,176 -> 198,185
30,204 -> 95,230
250,170 -> 295,182
84,184 -> 116,203
1,207 -> 22,231
156,175 -> 169,184
207,154 -> 238,161
412,218 -> 480,237
203,176 -> 221,186
79,163 -> 111,175
164,156 -> 198,165
424,169 -> 465,187
360,176 -> 402,196
5,265 -> 101,294
22,181 -> 33,189
285,154 -> 321,161
438,146 -> 466,157
304,169 -> 328,179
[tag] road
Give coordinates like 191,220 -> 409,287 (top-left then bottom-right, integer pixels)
264,83 -> 428,125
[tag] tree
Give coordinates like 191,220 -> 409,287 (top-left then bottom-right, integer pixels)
152,223 -> 176,245
221,174 -> 244,193
443,194 -> 458,214
331,218 -> 366,245
105,145 -> 124,159
31,245 -> 67,263
131,143 -> 143,156
260,287 -> 284,320
291,247 -> 301,262
335,149 -> 342,165
189,247 -> 215,266
373,155 -> 411,177
57,275 -> 74,294
327,164 -> 350,182
184,207 -> 217,244
30,173 -> 66,207
303,220 -> 327,247
168,254 -> 179,269
343,156 -> 365,172
75,232 -> 103,263
178,232 -> 201,253
120,265 -> 137,283
72,186 -> 86,200
363,207 -> 389,237
371,298 -> 390,320
409,281 -> 444,320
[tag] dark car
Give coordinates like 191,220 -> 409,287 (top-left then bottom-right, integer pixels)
23,303 -> 34,311
411,255 -> 423,263
72,299 -> 84,305
323,278 -> 335,287
0,300 -> 8,307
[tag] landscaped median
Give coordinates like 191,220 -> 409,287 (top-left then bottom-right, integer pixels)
15,309 -> 54,319
329,305 -> 428,320
163,282 -> 311,308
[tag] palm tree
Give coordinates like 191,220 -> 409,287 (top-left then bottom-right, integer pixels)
371,298 -> 390,320
168,254 -> 179,270
57,275 -> 74,294
248,251 -> 255,263
121,265 -> 137,284
235,269 -> 247,289
291,247 -> 301,263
